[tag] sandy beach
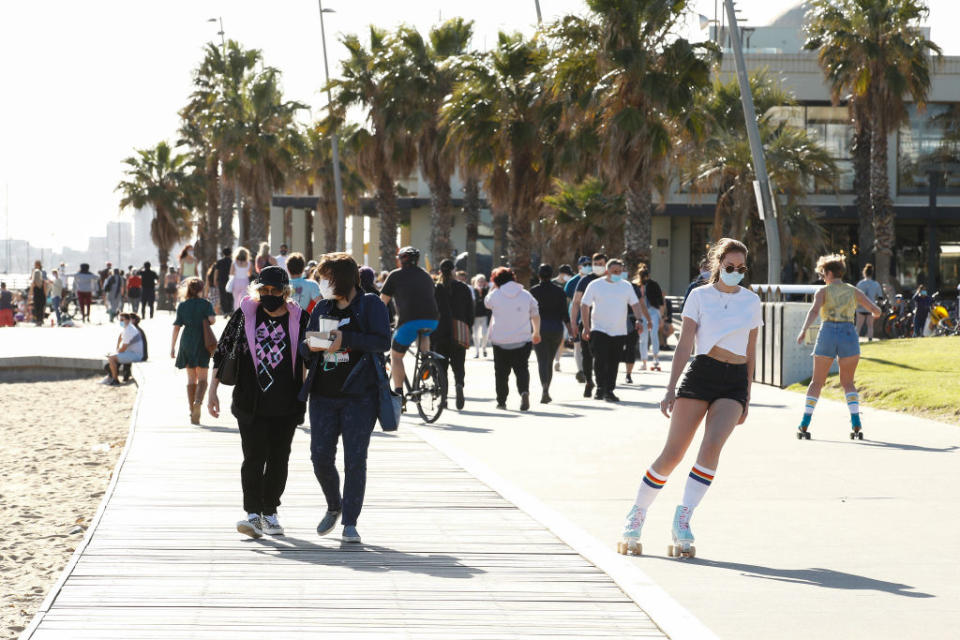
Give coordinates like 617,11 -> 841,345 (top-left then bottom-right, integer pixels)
0,375 -> 136,639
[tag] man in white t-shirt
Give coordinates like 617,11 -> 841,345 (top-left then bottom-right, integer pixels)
581,259 -> 651,402
103,312 -> 144,386
276,244 -> 289,272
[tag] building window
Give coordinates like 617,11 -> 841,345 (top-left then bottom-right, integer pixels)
768,104 -> 855,194
898,103 -> 960,196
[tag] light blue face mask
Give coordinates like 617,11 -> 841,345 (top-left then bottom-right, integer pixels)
719,270 -> 744,286
580,265 -> 592,275
610,274 -> 624,283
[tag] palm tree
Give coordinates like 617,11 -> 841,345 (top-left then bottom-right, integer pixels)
444,32 -> 559,285
393,19 -> 474,266
116,141 -> 198,298
684,72 -> 837,277
329,27 -> 417,271
542,177 -> 625,265
236,67 -> 306,247
549,1 -> 715,274
805,0 -> 941,287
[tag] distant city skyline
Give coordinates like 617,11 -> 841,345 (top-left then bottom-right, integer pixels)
2,0 -> 959,250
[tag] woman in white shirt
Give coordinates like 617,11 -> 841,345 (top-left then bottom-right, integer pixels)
617,238 -> 762,559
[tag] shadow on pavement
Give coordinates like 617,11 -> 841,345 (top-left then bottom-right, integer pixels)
810,438 -> 959,453
422,422 -> 493,434
250,536 -> 486,579
456,409 -> 519,419
647,557 -> 934,598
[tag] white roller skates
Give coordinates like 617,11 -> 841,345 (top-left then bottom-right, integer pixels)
667,505 -> 696,559
616,505 -> 645,556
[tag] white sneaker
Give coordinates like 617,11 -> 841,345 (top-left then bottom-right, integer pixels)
99,375 -> 114,385
262,513 -> 284,536
236,514 -> 263,539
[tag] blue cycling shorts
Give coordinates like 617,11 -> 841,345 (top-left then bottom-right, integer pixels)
392,319 -> 438,353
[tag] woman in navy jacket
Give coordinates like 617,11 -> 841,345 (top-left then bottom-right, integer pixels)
300,252 -> 391,544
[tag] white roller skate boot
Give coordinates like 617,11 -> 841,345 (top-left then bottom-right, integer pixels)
668,505 -> 696,558
616,505 -> 645,556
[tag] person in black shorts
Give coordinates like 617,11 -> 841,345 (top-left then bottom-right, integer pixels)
569,253 -> 607,398
139,262 -> 158,318
379,247 -> 440,393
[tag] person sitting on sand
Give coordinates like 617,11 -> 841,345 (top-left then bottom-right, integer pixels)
102,312 -> 145,386
0,282 -> 15,327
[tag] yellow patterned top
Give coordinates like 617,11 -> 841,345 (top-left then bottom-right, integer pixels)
820,282 -> 858,323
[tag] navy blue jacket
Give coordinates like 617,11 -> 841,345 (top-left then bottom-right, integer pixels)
298,290 -> 391,399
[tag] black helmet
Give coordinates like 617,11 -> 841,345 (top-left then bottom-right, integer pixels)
397,246 -> 420,264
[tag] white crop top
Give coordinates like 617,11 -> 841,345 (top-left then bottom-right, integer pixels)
681,284 -> 763,356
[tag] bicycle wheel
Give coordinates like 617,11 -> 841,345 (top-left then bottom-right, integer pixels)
413,358 -> 446,423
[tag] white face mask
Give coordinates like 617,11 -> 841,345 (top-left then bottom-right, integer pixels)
186,250 -> 193,257
318,278 -> 334,299
700,270 -> 712,280
593,264 -> 607,276
558,274 -> 569,283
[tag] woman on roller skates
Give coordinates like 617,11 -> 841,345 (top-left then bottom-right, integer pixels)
618,238 -> 762,558
795,254 -> 881,440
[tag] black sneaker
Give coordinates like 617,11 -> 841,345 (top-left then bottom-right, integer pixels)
594,388 -> 604,400
625,373 -> 633,384
604,392 -> 620,403
583,383 -> 594,398
520,393 -> 530,412
496,402 -> 507,410
575,371 -> 586,383
455,385 -> 465,410
540,391 -> 552,404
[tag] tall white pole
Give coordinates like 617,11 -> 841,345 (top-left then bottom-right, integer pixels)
534,0 -> 543,24
723,0 -> 780,284
319,1 -> 347,253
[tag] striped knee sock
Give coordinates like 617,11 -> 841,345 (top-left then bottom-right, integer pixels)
634,467 -> 668,511
682,464 -> 716,509
800,396 -> 818,428
846,391 -> 861,428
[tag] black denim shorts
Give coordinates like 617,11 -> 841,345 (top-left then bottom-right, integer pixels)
676,355 -> 749,409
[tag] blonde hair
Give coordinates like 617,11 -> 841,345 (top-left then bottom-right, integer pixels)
257,242 -> 271,258
246,282 -> 293,301
708,238 -> 749,284
234,247 -> 249,262
816,253 -> 846,278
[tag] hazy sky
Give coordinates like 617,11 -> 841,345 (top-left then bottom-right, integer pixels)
1,0 -> 958,251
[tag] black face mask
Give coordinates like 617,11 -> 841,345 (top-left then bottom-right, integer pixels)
260,295 -> 285,312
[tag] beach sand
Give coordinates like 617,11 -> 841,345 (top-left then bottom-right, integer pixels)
0,375 -> 136,639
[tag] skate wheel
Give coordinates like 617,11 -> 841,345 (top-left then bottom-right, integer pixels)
667,545 -> 675,557
796,431 -> 802,440
617,541 -> 627,555
688,545 -> 696,558
857,431 -> 864,440
850,432 -> 855,440
805,432 -> 811,440
631,542 -> 643,556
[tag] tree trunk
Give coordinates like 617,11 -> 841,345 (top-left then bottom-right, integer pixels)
508,211 -> 534,287
248,199 -> 269,250
219,178 -> 235,253
464,177 -> 480,276
869,122 -> 895,289
240,200 -> 251,250
428,179 -> 454,267
376,173 -> 399,272
492,210 -> 508,269
157,246 -> 171,311
305,208 -> 314,261
623,186 -> 652,275
322,203 -> 337,254
200,157 -> 220,279
852,124 -> 874,272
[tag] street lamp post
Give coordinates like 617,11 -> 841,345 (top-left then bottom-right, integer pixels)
318,1 -> 347,252
534,0 -> 542,24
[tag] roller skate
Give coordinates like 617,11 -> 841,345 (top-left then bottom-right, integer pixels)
797,425 -> 811,440
849,414 -> 864,440
667,505 -> 696,559
616,505 -> 645,556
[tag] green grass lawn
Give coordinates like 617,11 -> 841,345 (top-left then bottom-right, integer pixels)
787,336 -> 960,425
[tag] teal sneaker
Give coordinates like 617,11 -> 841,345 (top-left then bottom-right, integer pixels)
316,510 -> 341,536
668,505 -> 696,558
616,505 -> 645,556
342,525 -> 361,543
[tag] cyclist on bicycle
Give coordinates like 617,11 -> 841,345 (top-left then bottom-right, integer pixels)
380,247 -> 440,394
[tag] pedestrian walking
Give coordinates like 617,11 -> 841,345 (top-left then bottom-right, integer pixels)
50,269 -> 64,326
471,274 -> 491,358
31,261 -> 47,326
581,259 -> 649,402
255,242 -> 277,275
551,264 -> 574,372
215,247 -> 234,316
796,254 -> 882,439
139,262 -> 158,318
163,267 -> 179,306
209,266 -> 309,539
229,248 -> 254,306
288,253 -> 322,313
570,253 -> 609,398
617,238 -> 762,558
0,282 -> 15,327
126,269 -> 142,314
172,278 -> 216,424
433,259 -> 475,410
682,257 -> 712,311
911,285 -> 933,337
530,264 -> 569,404
855,263 -> 883,341
564,257 -> 592,382
637,265 -> 666,372
203,263 -> 220,315
485,267 -> 541,411
359,266 -> 380,296
178,245 -> 198,281
623,276 -> 646,383
103,268 -> 124,322
276,244 -> 289,272
301,253 -> 392,544
72,263 -> 99,322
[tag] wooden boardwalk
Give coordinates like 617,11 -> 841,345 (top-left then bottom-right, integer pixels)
24,360 -> 667,639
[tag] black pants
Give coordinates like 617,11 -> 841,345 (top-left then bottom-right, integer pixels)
591,331 -> 626,394
493,343 -> 532,403
32,286 -> 44,325
434,337 -> 466,388
580,331 -> 594,385
534,331 -> 564,389
219,285 -> 233,314
140,292 -> 155,318
237,413 -> 299,515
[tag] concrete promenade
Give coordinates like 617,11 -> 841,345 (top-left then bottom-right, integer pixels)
5,315 -> 706,639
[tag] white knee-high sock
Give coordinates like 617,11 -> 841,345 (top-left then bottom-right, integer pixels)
681,464 -> 716,510
800,396 -> 818,427
846,391 -> 861,427
634,467 -> 668,511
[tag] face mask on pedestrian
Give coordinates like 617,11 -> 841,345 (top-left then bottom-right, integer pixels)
559,274 -> 569,283
318,278 -> 335,300
609,273 -> 623,283
260,294 -> 285,312
700,269 -> 712,281
719,269 -> 744,287
187,250 -> 193,258
579,265 -> 591,276
593,264 -> 607,276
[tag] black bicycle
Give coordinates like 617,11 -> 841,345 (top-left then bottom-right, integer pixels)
399,329 -> 448,423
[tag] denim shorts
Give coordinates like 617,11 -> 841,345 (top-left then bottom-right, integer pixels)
813,321 -> 860,359
113,350 -> 143,364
